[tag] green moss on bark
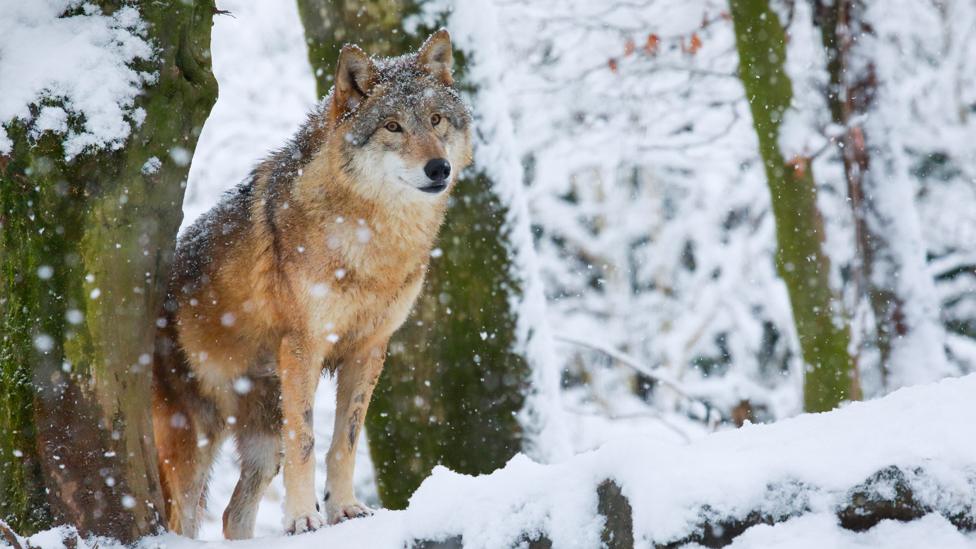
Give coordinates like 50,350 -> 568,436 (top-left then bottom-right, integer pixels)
296,0 -> 530,509
297,0 -> 419,96
0,1 -> 217,540
729,0 -> 857,412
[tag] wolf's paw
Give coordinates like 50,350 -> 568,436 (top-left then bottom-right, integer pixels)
284,510 -> 326,535
326,500 -> 374,525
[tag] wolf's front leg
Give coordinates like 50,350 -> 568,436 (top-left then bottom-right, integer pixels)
325,340 -> 386,524
278,334 -> 326,534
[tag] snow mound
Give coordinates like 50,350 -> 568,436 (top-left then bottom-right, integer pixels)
0,0 -> 154,159
345,373 -> 976,547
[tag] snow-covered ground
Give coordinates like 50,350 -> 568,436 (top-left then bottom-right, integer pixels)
14,374 -> 976,548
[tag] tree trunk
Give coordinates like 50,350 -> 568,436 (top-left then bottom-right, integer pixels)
0,2 -> 218,541
729,0 -> 858,412
297,0 -> 549,509
812,0 -> 951,390
296,0 -> 416,95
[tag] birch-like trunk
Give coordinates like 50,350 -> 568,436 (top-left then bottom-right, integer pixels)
0,2 -> 217,540
812,0 -> 951,390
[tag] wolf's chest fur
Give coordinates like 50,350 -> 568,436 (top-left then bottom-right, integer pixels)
281,193 -> 437,367
171,171 -> 442,405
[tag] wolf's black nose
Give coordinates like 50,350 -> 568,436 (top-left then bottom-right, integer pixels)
424,158 -> 451,182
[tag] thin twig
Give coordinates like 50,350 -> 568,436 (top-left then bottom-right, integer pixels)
0,520 -> 25,549
563,405 -> 693,443
553,333 -> 691,399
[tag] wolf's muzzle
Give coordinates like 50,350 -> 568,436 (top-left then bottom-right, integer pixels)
424,159 -> 451,182
416,159 -> 450,193
419,183 -> 448,194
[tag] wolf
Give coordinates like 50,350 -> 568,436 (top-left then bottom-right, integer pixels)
151,30 -> 471,539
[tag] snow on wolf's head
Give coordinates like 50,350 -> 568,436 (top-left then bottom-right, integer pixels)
323,30 -> 472,206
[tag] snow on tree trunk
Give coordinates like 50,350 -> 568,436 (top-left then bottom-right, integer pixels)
0,2 -> 218,541
296,0 -> 565,509
729,0 -> 858,412
812,0 -> 953,391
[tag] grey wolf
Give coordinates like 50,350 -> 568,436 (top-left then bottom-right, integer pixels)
152,30 -> 471,538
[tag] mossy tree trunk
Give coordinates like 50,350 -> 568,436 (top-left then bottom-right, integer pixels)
297,0 -> 416,93
0,1 -> 218,541
297,0 -> 533,509
729,0 -> 858,412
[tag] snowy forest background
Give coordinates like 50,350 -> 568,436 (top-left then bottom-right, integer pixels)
1,0 -> 975,547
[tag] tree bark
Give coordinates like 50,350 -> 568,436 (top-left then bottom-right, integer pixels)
297,0 -> 417,95
729,0 -> 858,412
0,1 -> 218,541
297,0 -> 536,509
812,0 -> 950,390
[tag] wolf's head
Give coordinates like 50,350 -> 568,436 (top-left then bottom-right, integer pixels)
323,30 -> 472,204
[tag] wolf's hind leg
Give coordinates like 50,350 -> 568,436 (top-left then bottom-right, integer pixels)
325,340 -> 386,524
223,378 -> 283,539
154,398 -> 222,539
222,431 -> 281,539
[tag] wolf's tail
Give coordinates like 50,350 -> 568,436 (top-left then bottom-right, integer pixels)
151,296 -> 195,534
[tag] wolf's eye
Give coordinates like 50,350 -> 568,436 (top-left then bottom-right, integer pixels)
430,114 -> 442,127
384,121 -> 402,133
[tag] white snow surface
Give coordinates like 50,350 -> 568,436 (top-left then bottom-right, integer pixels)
14,374 -> 976,548
0,0 -> 154,158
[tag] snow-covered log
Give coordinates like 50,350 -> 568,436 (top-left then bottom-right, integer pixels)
408,466 -> 976,548
379,375 -> 976,548
15,374 -> 976,547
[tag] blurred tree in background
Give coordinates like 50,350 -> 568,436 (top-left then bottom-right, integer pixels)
0,1 -> 218,541
812,0 -> 953,389
729,0 -> 858,412
297,0 -> 537,509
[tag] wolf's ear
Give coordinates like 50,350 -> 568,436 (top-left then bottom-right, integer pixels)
417,29 -> 454,85
335,44 -> 377,114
